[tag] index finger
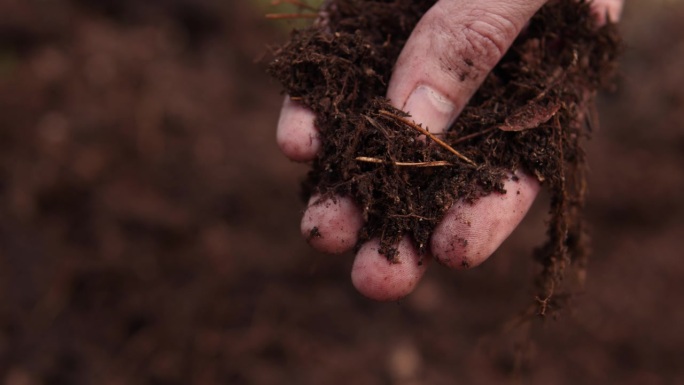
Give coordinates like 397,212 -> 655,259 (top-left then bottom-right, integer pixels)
276,96 -> 321,162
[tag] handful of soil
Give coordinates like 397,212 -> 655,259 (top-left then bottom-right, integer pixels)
268,0 -> 620,313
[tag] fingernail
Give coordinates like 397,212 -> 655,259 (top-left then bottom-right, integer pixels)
403,85 -> 457,135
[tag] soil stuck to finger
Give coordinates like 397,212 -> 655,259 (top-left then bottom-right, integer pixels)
268,0 -> 620,313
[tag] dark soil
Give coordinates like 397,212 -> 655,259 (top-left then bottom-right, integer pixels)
1,0 -> 683,384
268,0 -> 620,312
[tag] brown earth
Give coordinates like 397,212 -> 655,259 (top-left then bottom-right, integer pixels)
0,0 -> 682,384
268,0 -> 620,311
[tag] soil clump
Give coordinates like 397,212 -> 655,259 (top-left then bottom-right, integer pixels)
269,0 -> 621,311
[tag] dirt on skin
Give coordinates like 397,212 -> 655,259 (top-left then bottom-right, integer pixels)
268,0 -> 621,312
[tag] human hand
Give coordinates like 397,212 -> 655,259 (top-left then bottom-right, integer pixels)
276,0 -> 623,301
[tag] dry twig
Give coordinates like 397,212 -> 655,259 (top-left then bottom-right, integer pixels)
377,110 -> 477,166
266,13 -> 318,19
450,127 -> 497,145
355,156 -> 452,167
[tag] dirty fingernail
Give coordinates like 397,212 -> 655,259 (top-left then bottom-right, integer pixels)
402,85 -> 456,135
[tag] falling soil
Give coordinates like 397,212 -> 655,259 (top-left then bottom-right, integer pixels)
269,0 -> 621,312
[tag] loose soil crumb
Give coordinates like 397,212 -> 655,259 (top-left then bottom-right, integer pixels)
268,0 -> 620,313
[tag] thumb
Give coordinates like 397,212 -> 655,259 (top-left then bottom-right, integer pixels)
387,0 -> 546,133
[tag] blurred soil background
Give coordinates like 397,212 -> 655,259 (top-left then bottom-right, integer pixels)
0,0 -> 682,384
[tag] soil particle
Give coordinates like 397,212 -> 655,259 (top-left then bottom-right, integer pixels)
269,0 -> 620,311
308,226 -> 322,240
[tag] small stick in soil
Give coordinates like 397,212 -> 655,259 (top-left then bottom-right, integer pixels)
356,156 -> 452,167
450,126 -> 498,145
270,0 -> 318,12
377,110 -> 477,167
265,13 -> 319,20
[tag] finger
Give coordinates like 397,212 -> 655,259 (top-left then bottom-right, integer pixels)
301,195 -> 364,254
351,236 -> 430,301
430,172 -> 540,269
387,0 -> 547,135
276,96 -> 321,162
589,0 -> 623,25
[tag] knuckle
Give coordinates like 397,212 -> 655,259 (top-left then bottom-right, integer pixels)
462,22 -> 504,64
461,13 -> 517,66
428,9 -> 518,84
